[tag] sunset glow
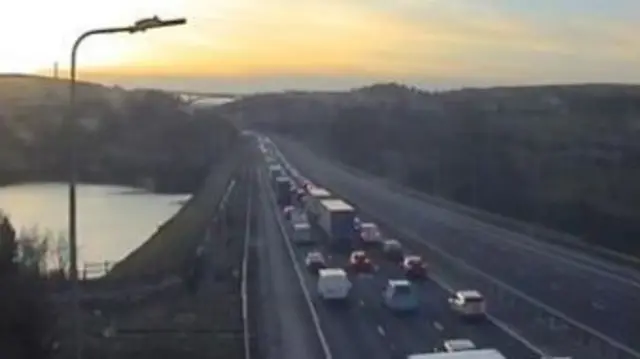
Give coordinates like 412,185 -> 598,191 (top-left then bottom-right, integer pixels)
1,0 -> 639,87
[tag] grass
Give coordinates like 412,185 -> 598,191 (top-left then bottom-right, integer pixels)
52,166 -> 252,358
107,138 -> 248,280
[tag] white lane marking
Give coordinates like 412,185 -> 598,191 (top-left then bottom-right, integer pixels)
359,300 -> 365,307
270,136 -> 639,358
377,325 -> 386,337
433,322 -> 444,331
260,167 -> 333,359
267,142 -> 554,358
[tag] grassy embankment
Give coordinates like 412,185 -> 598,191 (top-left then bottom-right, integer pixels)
107,136 -> 248,279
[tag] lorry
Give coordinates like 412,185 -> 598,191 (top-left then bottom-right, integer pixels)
274,176 -> 292,207
303,187 -> 332,219
407,349 -> 506,359
317,199 -> 357,251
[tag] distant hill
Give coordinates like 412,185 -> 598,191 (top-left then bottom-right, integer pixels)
217,82 -> 640,257
0,74 -> 239,193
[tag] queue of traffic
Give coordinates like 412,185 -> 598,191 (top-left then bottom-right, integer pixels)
256,135 -> 514,358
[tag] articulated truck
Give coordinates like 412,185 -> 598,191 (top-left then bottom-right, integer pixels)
274,176 -> 292,207
317,199 -> 357,251
303,187 -> 332,220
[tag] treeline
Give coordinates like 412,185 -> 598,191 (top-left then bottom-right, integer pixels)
218,83 -> 640,257
0,215 -> 53,358
0,76 -> 239,194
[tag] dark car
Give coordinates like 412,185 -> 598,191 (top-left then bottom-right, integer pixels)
348,251 -> 374,273
305,251 -> 327,274
383,239 -> 404,262
402,255 -> 428,280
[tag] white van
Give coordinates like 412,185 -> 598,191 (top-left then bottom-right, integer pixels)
448,290 -> 486,319
292,222 -> 313,244
317,268 -> 352,300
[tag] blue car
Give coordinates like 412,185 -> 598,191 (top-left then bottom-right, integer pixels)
382,279 -> 419,313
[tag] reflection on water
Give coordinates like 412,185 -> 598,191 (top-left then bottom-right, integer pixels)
0,182 -> 191,266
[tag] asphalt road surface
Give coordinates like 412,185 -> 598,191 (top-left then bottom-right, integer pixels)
255,168 -> 325,359
258,161 -> 539,359
272,136 -> 640,352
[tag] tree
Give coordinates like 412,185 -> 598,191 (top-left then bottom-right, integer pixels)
0,214 -> 17,273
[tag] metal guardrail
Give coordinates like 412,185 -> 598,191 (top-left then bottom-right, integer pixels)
53,179 -> 240,308
269,136 -> 640,359
52,276 -> 182,304
81,261 -> 115,279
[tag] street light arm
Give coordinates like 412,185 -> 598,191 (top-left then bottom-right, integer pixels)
70,26 -> 134,85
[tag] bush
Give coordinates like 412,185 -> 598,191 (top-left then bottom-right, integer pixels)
0,214 -> 55,359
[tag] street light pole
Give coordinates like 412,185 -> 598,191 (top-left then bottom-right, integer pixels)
66,16 -> 186,359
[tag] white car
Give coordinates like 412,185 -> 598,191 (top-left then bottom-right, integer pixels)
292,222 -> 313,244
448,290 -> 486,320
317,268 -> 351,301
442,339 -> 476,352
305,251 -> 327,273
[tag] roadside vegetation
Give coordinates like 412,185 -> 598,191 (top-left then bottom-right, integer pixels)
218,83 -> 640,258
0,74 -> 236,194
0,214 -> 57,359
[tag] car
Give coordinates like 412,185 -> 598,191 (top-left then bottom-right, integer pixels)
305,251 -> 327,273
402,255 -> 428,280
293,222 -> 313,244
283,205 -> 295,220
348,250 -> 374,273
359,222 -> 382,245
317,268 -> 352,301
441,339 -> 476,352
382,239 -> 404,261
382,279 -> 419,313
448,290 -> 486,320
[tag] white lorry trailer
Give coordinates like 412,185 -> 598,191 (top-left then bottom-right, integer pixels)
317,199 -> 357,251
304,187 -> 332,217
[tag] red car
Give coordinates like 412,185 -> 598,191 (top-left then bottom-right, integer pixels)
348,251 -> 374,273
402,255 -> 428,280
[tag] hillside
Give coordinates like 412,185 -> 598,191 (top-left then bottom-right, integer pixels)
0,74 -> 238,193
217,83 -> 640,257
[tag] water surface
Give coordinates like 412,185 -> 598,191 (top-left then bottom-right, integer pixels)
0,182 -> 190,267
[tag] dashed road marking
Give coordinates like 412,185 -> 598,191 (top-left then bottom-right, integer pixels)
377,325 -> 386,337
433,322 -> 444,331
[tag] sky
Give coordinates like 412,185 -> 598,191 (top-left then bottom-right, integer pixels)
1,0 -> 639,92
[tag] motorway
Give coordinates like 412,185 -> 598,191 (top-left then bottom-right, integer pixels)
255,149 -> 539,359
270,136 -> 640,353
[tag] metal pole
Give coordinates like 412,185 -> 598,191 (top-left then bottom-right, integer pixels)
66,20 -> 186,358
68,28 -> 128,359
68,32 -> 82,359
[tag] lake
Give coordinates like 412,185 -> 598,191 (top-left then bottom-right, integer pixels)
0,183 -> 191,269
